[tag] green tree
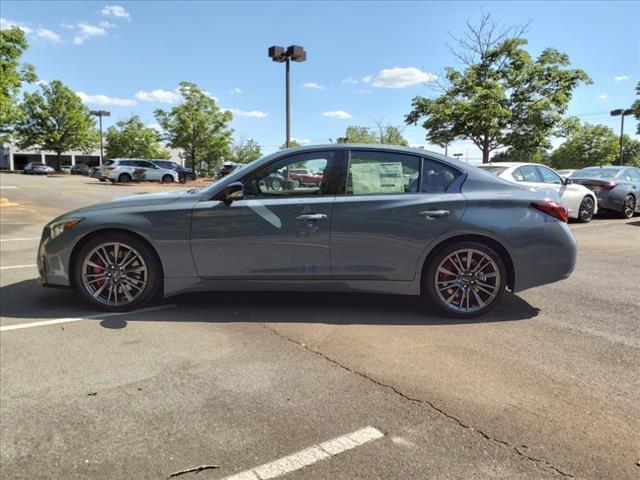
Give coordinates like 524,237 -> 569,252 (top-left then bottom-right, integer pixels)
337,122 -> 409,146
280,139 -> 302,150
154,82 -> 233,170
15,80 -> 97,170
0,26 -> 37,141
105,116 -> 169,160
491,148 -> 550,164
405,14 -> 591,163
549,122 -> 618,169
231,137 -> 262,164
621,134 -> 640,167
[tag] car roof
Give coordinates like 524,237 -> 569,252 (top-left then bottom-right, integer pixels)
481,162 -> 539,168
578,165 -> 626,170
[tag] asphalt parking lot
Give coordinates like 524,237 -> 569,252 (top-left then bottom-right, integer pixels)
1,173 -> 639,480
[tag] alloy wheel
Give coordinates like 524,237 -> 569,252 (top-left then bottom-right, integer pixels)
579,197 -> 594,222
623,195 -> 635,219
434,248 -> 501,314
80,242 -> 148,307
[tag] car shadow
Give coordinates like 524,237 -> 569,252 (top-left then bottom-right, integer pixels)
0,279 -> 540,329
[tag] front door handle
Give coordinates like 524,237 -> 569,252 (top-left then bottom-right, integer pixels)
296,213 -> 328,221
418,209 -> 450,220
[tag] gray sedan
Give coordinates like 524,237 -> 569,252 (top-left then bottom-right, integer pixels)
37,145 -> 577,318
571,166 -> 640,218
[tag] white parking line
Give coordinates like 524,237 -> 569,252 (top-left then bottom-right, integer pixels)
0,186 -> 18,189
0,264 -> 37,271
0,304 -> 176,332
0,237 -> 40,242
221,426 -> 384,480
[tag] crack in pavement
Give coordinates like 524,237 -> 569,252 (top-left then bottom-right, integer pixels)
261,323 -> 576,479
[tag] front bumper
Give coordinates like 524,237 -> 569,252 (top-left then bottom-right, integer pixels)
37,226 -> 74,289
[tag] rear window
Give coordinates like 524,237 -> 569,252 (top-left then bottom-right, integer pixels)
575,168 -> 620,179
477,165 -> 508,176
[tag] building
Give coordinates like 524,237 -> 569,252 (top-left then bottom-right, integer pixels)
0,142 -> 183,170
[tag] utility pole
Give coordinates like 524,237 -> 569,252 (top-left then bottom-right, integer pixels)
610,108 -> 633,165
91,110 -> 111,165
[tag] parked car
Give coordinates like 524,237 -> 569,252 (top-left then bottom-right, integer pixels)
38,145 -> 577,318
61,164 -> 72,174
288,168 -> 323,187
556,169 -> 577,178
216,162 -> 239,179
571,166 -> 640,219
70,164 -> 90,175
24,162 -> 54,175
101,159 -> 179,183
90,165 -> 106,182
478,162 -> 598,223
149,160 -> 197,183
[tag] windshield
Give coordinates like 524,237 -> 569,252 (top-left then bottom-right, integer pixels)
574,167 -> 621,179
477,165 -> 508,176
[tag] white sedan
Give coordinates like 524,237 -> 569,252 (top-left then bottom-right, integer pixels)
478,162 -> 598,222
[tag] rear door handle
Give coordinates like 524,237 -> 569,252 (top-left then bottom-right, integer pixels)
296,213 -> 328,221
418,209 -> 450,220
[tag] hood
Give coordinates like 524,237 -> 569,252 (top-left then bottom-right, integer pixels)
57,190 -> 195,219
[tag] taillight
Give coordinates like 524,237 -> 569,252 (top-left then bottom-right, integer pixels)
591,182 -> 615,192
531,200 -> 569,223
105,166 -> 115,171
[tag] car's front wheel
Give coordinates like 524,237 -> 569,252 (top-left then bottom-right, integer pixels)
577,196 -> 595,223
161,174 -> 174,183
423,241 -> 507,318
621,194 -> 636,219
74,233 -> 162,311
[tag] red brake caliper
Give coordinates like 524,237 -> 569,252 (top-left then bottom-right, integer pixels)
93,257 -> 104,289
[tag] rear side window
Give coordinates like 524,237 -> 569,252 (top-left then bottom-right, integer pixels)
627,168 -> 640,182
536,166 -> 563,184
118,160 -> 134,167
421,159 -> 459,193
346,151 -> 420,195
513,166 -> 540,182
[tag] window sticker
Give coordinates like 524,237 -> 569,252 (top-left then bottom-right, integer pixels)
350,162 -> 404,194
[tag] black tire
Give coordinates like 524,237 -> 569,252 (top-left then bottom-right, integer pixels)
621,194 -> 636,219
118,173 -> 131,184
178,174 -> 186,183
185,174 -> 196,182
423,241 -> 507,318
161,174 -> 174,184
270,178 -> 282,190
99,178 -> 106,182
577,196 -> 595,223
73,232 -> 162,312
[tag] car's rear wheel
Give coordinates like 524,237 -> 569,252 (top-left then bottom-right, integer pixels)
423,242 -> 507,318
270,178 -> 282,190
118,173 -> 131,183
74,233 -> 162,312
577,196 -> 595,223
185,174 -> 195,182
162,174 -> 174,183
621,194 -> 636,219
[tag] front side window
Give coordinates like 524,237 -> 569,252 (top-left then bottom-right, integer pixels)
422,158 -> 459,193
242,151 -> 338,198
536,166 -> 563,184
513,166 -> 540,183
346,151 -> 420,195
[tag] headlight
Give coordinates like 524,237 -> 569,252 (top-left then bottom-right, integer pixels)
49,218 -> 84,239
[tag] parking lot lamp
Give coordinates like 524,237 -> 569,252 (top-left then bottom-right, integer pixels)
268,45 -> 307,148
91,110 -> 111,165
610,108 -> 633,165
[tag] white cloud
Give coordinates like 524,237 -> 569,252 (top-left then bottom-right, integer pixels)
73,22 -> 113,44
135,89 -> 181,104
101,5 -> 131,21
370,67 -> 437,88
597,93 -> 608,100
342,76 -> 358,85
303,82 -> 325,90
361,75 -> 372,84
322,110 -> 353,119
292,137 -> 311,145
226,108 -> 268,118
357,89 -> 372,94
614,75 -> 630,81
76,91 -> 137,107
231,88 -> 243,94
1,18 -> 61,44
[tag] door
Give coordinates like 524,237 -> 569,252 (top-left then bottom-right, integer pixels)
330,150 -> 466,281
136,160 -> 161,181
191,150 -> 340,279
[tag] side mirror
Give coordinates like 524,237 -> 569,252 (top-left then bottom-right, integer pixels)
563,177 -> 573,185
224,182 -> 244,202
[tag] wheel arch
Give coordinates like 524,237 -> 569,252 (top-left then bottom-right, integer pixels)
419,234 -> 515,291
68,228 -> 165,293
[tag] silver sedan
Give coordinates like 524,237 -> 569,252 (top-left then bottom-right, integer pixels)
37,145 -> 577,318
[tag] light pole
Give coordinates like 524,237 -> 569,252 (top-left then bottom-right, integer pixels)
610,108 -> 633,165
91,110 -> 110,165
268,45 -> 307,148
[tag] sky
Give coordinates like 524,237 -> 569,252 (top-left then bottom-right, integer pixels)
2,1 -> 639,159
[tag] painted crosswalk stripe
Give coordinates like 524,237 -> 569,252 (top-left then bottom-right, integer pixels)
221,426 -> 384,480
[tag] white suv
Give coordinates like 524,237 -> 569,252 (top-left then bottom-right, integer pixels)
101,159 -> 179,184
